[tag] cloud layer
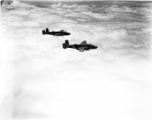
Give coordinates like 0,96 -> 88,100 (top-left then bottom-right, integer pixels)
1,1 -> 152,120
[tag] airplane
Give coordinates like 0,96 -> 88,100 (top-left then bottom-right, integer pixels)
42,28 -> 71,36
63,40 -> 98,52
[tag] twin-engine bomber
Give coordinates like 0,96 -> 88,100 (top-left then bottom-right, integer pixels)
42,28 -> 98,52
63,40 -> 98,52
42,28 -> 70,36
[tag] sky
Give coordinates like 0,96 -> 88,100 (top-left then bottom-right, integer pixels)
4,0 -> 152,2
0,0 -> 151,120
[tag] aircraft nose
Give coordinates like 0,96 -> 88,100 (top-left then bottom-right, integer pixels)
93,46 -> 97,49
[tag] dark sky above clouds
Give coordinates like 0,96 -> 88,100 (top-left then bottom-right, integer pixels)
25,0 -> 151,1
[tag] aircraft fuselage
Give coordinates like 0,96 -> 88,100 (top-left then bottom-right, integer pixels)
63,40 -> 98,52
42,28 -> 71,36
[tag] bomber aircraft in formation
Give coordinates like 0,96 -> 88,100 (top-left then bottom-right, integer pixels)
42,28 -> 71,36
63,40 -> 98,52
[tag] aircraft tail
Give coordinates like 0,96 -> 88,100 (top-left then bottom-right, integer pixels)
42,30 -> 45,35
42,28 -> 49,35
65,40 -> 69,45
46,28 -> 49,33
63,40 -> 69,49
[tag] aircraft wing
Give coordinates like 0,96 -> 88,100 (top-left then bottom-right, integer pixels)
80,41 -> 87,45
59,30 -> 64,32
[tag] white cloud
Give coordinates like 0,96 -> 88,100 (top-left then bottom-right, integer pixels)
1,1 -> 151,120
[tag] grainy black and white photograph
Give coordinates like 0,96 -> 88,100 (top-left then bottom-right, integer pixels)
0,0 -> 152,120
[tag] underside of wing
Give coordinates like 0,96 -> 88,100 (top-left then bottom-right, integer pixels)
78,47 -> 85,52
